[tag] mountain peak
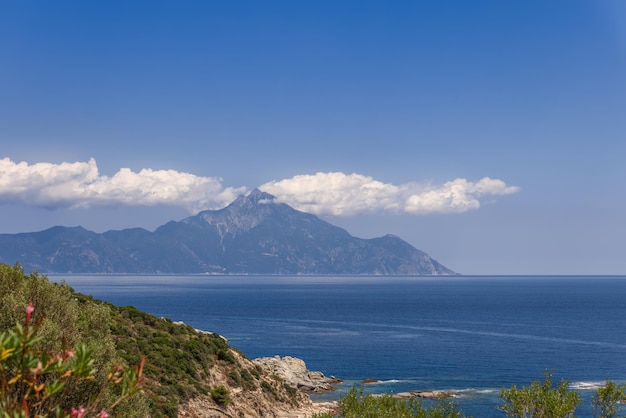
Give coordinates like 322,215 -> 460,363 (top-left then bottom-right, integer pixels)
226,189 -> 277,215
230,188 -> 275,208
248,188 -> 275,204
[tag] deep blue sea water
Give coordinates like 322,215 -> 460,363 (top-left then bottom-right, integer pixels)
52,275 -> 626,417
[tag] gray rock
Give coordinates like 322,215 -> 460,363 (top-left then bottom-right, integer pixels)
253,356 -> 342,393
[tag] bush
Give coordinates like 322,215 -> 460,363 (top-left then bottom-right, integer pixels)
0,264 -> 149,417
332,386 -> 465,418
217,349 -> 236,364
0,302 -> 143,417
109,303 -> 240,416
592,379 -> 626,418
0,264 -> 115,363
210,385 -> 231,405
499,371 -> 582,418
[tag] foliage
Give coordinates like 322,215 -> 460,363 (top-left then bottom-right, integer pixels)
499,371 -> 582,418
107,302 -> 241,416
261,380 -> 278,399
0,263 -> 280,418
228,368 -> 257,391
322,377 -> 623,418
0,263 -> 149,417
217,349 -> 236,364
317,386 -> 466,418
0,264 -> 115,363
592,379 -> 626,418
210,385 -> 231,405
0,302 -> 143,417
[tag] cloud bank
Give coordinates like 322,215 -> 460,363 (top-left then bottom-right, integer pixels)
0,158 -> 519,216
260,172 -> 520,216
0,157 -> 244,212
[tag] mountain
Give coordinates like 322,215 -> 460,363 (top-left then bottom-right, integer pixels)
0,189 -> 456,275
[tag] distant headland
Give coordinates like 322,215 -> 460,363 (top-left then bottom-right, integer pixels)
0,189 -> 456,275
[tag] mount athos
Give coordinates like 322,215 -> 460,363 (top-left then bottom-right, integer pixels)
0,189 -> 455,275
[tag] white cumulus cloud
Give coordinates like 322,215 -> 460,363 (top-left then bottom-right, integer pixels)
0,157 -> 519,216
0,157 -> 245,212
260,172 -> 520,216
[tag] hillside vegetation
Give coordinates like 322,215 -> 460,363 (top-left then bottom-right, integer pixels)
0,263 -> 329,417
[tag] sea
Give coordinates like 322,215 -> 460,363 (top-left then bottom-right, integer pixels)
50,275 -> 626,417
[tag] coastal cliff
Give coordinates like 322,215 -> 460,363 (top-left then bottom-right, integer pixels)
176,351 -> 338,418
109,301 -> 339,417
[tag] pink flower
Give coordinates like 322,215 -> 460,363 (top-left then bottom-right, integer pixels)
29,361 -> 43,376
70,406 -> 85,418
99,410 -> 109,418
63,350 -> 75,360
26,302 -> 34,321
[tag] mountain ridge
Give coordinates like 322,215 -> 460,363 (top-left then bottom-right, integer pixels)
0,189 -> 456,275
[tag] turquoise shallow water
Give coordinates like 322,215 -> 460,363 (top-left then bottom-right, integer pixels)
54,275 -> 626,417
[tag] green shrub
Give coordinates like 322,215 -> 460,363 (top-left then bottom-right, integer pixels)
592,379 -> 626,418
261,380 -> 279,400
217,349 -> 236,364
335,386 -> 465,418
239,368 -> 257,390
250,366 -> 261,379
210,385 -> 231,405
107,303 -> 244,416
0,302 -> 143,417
229,369 -> 242,386
0,264 -> 149,417
499,371 -> 582,418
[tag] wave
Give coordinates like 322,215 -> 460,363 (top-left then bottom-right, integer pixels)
456,388 -> 499,395
345,380 -> 501,398
375,379 -> 414,385
570,381 -> 605,390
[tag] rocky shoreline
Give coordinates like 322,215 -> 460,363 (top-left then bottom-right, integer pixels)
177,351 -> 340,418
245,357 -> 460,416
175,325 -> 459,417
252,357 -> 458,399
253,356 -> 343,393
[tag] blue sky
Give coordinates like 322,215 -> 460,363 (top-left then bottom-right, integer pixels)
1,1 -> 625,274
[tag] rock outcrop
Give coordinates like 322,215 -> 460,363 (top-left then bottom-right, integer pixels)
253,356 -> 342,393
177,352 -> 338,418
